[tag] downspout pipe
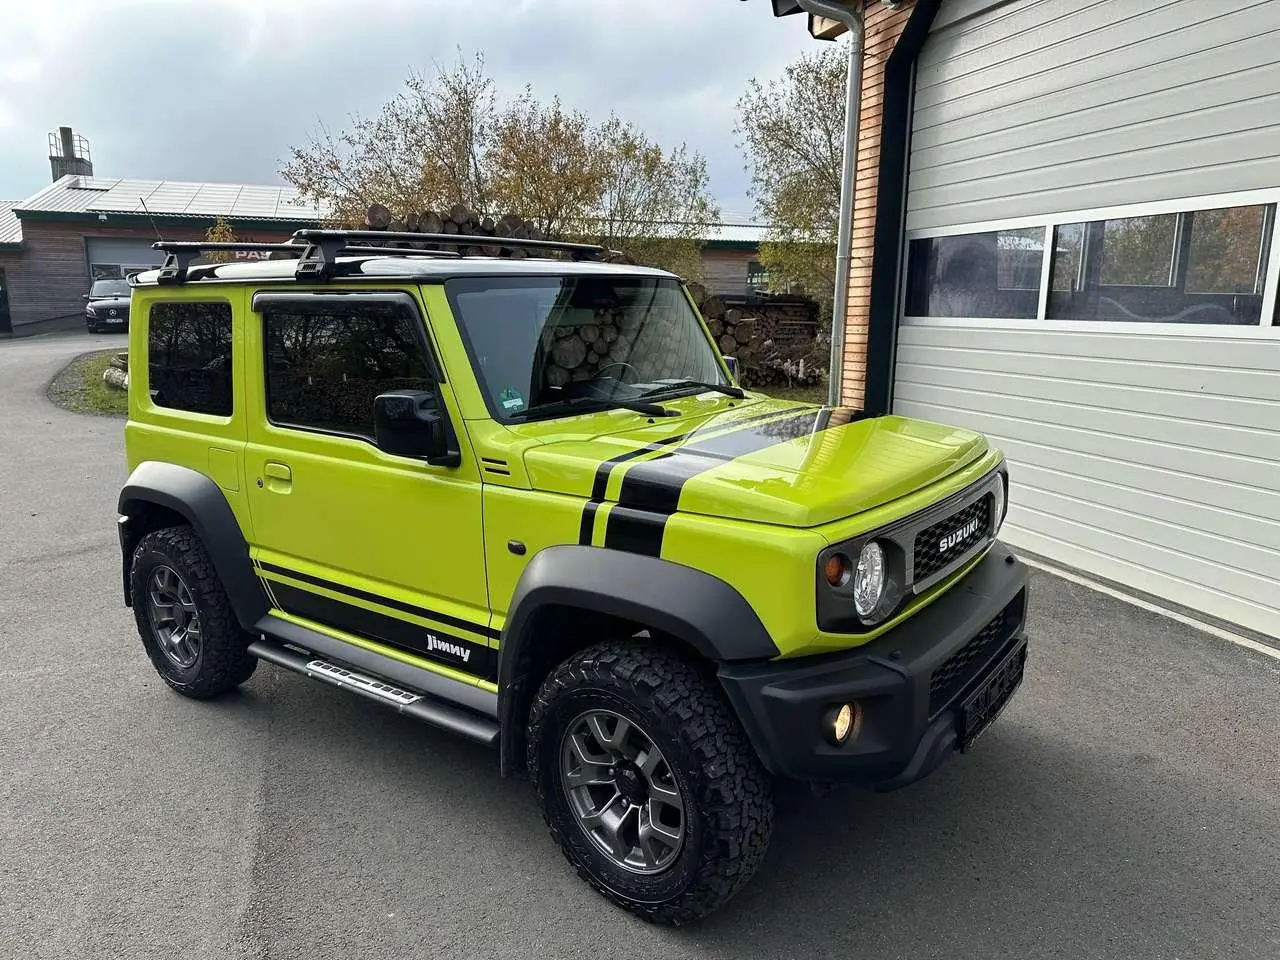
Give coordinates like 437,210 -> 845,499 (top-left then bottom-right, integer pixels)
794,0 -> 865,407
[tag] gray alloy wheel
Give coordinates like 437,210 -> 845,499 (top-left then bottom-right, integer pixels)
146,564 -> 203,670
560,709 -> 687,875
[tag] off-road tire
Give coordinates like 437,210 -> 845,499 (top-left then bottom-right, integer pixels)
130,526 -> 256,698
528,642 -> 773,925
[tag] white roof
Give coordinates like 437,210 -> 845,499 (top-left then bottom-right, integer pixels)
0,201 -> 20,245
14,176 -> 325,221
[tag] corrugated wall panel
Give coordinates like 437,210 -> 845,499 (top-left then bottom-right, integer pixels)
907,0 -> 1280,231
895,0 -> 1280,637
894,325 -> 1280,636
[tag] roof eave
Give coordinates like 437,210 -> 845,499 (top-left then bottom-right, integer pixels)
770,0 -> 856,40
12,208 -> 322,232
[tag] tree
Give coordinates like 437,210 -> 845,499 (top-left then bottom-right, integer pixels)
280,53 -> 718,278
281,51 -> 497,224
587,117 -> 718,281
203,216 -> 238,262
736,41 -> 849,312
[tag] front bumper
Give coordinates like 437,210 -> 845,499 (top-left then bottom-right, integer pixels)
718,542 -> 1028,789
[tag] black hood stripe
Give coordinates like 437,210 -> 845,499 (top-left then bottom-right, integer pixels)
575,405 -> 806,546
604,406 -> 856,555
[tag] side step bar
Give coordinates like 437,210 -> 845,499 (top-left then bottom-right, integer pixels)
248,639 -> 500,747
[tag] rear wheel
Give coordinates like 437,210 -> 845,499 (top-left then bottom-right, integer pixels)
528,642 -> 773,925
130,526 -> 256,698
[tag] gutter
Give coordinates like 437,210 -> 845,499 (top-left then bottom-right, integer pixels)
793,0 -> 865,407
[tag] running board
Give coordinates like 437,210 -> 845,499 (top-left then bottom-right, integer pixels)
248,639 -> 500,747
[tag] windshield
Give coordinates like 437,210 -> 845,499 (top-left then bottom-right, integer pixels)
446,275 -> 728,420
90,279 -> 131,298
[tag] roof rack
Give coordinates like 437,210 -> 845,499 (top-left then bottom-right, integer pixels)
147,228 -> 613,284
289,228 -> 610,279
151,241 -> 300,285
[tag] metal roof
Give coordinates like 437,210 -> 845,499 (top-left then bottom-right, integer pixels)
0,201 -> 21,246
131,254 -> 677,287
13,176 -> 325,221
6,176 -> 767,244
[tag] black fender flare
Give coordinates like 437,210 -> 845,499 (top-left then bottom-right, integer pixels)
496,545 -> 777,773
117,461 -> 267,631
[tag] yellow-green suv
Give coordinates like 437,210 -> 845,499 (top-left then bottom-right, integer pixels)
117,229 -> 1028,924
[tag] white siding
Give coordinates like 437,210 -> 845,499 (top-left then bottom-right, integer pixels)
894,324 -> 1280,637
896,0 -> 1280,637
907,0 -> 1280,232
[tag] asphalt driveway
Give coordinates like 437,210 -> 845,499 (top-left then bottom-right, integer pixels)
1,334 -> 1277,960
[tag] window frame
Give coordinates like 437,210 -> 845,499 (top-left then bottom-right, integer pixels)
901,186 -> 1280,337
144,298 -> 236,420
253,289 -> 444,446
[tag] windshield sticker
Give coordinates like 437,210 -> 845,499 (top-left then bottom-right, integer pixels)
500,388 -> 527,412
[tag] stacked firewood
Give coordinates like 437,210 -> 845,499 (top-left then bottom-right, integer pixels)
685,284 -> 824,389
358,203 -> 548,257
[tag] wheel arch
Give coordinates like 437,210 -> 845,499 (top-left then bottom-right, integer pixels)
496,545 -> 777,777
118,461 -> 267,631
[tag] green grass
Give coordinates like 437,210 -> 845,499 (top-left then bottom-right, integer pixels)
756,383 -> 829,405
47,350 -> 129,417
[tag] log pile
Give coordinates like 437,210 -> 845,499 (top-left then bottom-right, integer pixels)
537,304 -> 671,388
357,202 -> 551,257
102,351 -> 129,391
686,285 -> 824,389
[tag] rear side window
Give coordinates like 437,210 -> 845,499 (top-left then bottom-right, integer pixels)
263,300 -> 434,440
148,302 -> 233,416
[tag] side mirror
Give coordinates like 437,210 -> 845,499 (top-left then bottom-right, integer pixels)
82,293 -> 92,301
723,355 -> 739,382
373,390 -> 460,467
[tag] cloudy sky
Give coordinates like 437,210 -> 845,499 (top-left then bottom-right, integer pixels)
0,0 -> 818,216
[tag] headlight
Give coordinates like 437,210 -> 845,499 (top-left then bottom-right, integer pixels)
853,541 -> 886,617
992,476 -> 1006,535
85,305 -> 97,316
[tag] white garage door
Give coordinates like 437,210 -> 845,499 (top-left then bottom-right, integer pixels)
894,0 -> 1280,637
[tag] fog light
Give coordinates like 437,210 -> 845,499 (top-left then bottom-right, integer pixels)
825,702 -> 859,745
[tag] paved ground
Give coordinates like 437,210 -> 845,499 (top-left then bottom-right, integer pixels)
1,333 -> 1277,960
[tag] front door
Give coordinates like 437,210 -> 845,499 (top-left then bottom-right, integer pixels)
242,289 -> 494,684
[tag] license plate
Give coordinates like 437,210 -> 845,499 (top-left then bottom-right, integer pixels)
958,640 -> 1026,750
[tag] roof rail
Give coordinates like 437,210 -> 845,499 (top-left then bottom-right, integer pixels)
152,240 -> 301,285
290,228 -> 610,279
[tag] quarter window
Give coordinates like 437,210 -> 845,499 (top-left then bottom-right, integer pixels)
263,300 -> 434,440
148,301 -> 233,416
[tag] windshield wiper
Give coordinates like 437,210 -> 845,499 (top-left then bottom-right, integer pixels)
640,379 -> 746,400
513,395 -> 677,422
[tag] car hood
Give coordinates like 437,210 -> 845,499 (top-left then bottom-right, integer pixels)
88,296 -> 130,310
520,398 -> 989,528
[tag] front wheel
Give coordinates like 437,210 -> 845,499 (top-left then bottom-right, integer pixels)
130,526 -> 256,698
528,642 -> 773,925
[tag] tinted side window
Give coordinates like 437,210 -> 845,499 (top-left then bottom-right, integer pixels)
264,301 -> 434,439
148,302 -> 233,416
905,227 -> 1044,319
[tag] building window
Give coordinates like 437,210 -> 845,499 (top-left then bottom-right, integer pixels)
1048,204 -> 1272,324
263,300 -> 434,440
905,227 -> 1044,319
148,302 -> 233,416
747,260 -> 769,293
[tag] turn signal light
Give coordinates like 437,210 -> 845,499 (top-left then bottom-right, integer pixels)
824,553 -> 851,587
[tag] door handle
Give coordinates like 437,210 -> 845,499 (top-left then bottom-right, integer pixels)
263,461 -> 292,492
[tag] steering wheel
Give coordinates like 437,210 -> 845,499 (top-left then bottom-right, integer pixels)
594,360 -> 639,384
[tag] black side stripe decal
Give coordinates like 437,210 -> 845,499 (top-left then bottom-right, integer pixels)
269,581 -> 498,682
605,407 -> 852,555
257,561 -> 498,640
